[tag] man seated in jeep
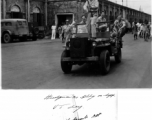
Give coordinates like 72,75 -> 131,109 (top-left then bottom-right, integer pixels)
111,14 -> 126,41
96,11 -> 107,32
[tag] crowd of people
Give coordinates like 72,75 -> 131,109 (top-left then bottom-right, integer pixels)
51,0 -> 151,45
132,21 -> 151,41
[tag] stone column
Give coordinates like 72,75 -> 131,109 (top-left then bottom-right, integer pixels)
26,0 -> 28,20
114,6 -> 116,19
102,1 -> 104,11
45,0 -> 47,26
108,4 -> 110,21
119,7 -> 121,15
3,0 -> 6,19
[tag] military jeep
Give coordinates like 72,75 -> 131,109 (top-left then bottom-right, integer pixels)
61,22 -> 122,75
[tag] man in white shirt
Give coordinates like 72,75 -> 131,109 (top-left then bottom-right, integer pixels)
51,25 -> 56,39
83,0 -> 99,39
139,24 -> 144,38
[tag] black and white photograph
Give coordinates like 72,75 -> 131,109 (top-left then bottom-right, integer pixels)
0,0 -> 152,119
1,0 -> 151,89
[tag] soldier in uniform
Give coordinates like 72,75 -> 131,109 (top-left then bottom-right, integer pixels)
96,11 -> 107,32
112,14 -> 126,47
114,14 -> 126,38
83,0 -> 99,39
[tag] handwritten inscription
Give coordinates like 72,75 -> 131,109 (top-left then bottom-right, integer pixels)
91,113 -> 102,118
45,93 -> 116,120
68,105 -> 83,113
66,113 -> 102,120
44,93 -> 115,101
80,94 -> 95,101
44,95 -> 78,101
53,104 -> 82,113
53,104 -> 70,109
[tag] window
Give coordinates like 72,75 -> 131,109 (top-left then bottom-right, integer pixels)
33,7 -> 44,26
17,21 -> 27,27
11,5 -> 23,18
11,5 -> 20,12
1,22 -> 5,26
5,22 -> 12,26
17,21 -> 22,26
22,21 -> 27,26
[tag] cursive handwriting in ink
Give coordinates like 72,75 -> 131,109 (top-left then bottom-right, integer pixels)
44,95 -> 78,101
68,105 -> 82,113
98,95 -> 102,97
74,115 -> 88,120
91,113 -> 102,118
104,93 -> 115,98
67,115 -> 88,120
80,94 -> 95,101
53,104 -> 70,109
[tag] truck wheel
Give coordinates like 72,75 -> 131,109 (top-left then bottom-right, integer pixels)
115,48 -> 122,63
2,33 -> 12,43
99,50 -> 110,75
61,50 -> 72,74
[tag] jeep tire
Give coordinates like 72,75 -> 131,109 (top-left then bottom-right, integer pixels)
61,50 -> 72,74
99,50 -> 110,75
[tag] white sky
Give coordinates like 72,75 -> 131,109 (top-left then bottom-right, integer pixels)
109,0 -> 151,14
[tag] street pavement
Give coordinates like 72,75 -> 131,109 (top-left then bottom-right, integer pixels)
1,34 -> 152,89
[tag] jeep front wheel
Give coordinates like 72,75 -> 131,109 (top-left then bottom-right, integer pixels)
61,50 -> 72,74
99,50 -> 110,75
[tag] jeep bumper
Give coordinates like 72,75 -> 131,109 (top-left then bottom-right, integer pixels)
61,56 -> 99,62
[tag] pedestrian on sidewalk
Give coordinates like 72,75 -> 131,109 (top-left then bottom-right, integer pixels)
133,22 -> 138,40
58,26 -> 62,40
139,23 -> 144,38
51,25 -> 56,40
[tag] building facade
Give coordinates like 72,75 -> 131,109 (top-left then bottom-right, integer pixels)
1,0 -> 47,27
1,0 -> 151,28
47,0 -> 151,27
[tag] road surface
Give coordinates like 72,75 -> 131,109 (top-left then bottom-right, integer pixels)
1,34 -> 152,89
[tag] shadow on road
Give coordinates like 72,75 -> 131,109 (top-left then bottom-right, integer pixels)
70,58 -> 123,77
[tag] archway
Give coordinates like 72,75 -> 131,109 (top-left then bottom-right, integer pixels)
10,5 -> 23,18
33,7 -> 41,13
33,7 -> 43,26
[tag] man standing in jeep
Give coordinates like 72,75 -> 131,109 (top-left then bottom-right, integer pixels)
83,0 -> 99,39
